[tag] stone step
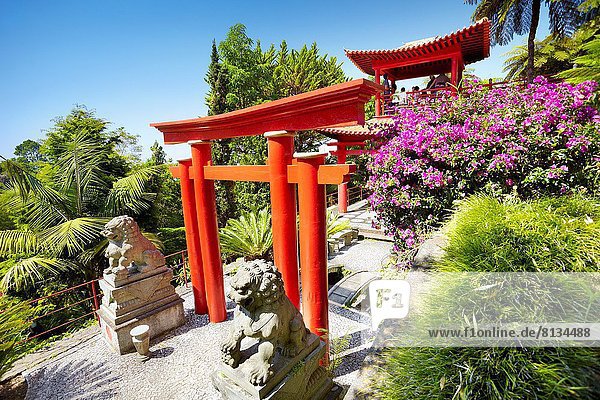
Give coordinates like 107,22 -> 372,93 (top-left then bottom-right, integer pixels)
357,229 -> 393,242
328,271 -> 380,308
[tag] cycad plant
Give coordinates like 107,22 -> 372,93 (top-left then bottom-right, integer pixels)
326,209 -> 351,239
0,132 -> 163,292
219,208 -> 351,262
219,208 -> 273,261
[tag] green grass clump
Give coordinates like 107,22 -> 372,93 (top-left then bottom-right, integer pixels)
439,195 -> 600,272
376,347 -> 600,400
374,195 -> 600,399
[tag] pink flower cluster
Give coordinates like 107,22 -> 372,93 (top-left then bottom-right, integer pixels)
367,77 -> 600,252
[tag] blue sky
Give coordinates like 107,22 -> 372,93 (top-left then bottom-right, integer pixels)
0,0 -> 550,161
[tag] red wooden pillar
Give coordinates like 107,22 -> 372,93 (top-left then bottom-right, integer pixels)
189,140 -> 227,323
374,68 -> 381,117
296,152 -> 329,338
336,145 -> 348,214
458,55 -> 464,88
266,131 -> 300,309
451,53 -> 464,89
177,160 -> 208,315
451,56 -> 458,87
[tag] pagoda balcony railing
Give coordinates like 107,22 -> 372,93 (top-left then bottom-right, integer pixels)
378,75 -> 561,117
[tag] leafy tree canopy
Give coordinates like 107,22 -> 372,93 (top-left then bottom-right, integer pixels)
502,6 -> 600,81
468,0 -> 596,81
204,24 -> 348,219
0,107 -> 163,292
14,140 -> 44,164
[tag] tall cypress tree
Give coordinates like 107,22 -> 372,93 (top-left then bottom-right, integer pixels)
205,39 -> 229,116
205,39 -> 236,225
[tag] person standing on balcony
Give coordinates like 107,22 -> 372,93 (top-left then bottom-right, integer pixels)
383,74 -> 391,96
383,74 -> 391,102
383,74 -> 394,114
425,75 -> 436,91
433,73 -> 451,88
395,87 -> 408,105
411,86 -> 420,104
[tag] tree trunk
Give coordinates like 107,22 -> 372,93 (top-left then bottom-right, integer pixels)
527,0 -> 542,83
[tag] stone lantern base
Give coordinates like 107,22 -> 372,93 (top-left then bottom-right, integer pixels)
97,266 -> 185,355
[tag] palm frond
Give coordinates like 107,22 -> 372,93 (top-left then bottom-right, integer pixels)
103,165 -> 164,216
54,132 -> 109,214
0,189 -> 22,210
38,217 -> 109,257
77,238 -> 108,265
141,231 -> 164,252
0,157 -> 69,217
0,230 -> 39,257
0,257 -> 81,292
503,43 -> 530,80
549,0 -> 588,38
558,34 -> 600,82
22,198 -> 73,232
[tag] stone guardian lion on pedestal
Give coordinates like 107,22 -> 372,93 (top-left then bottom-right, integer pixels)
102,215 -> 165,277
221,260 -> 308,386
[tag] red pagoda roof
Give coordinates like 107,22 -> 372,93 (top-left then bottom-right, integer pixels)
318,118 -> 392,141
345,19 -> 490,79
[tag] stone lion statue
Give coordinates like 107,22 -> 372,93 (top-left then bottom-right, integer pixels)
221,260 -> 308,386
102,216 -> 165,276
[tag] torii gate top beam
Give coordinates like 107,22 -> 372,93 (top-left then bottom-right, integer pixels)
151,79 -> 381,144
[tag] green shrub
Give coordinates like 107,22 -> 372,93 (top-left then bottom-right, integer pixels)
374,195 -> 600,399
439,195 -> 600,272
157,227 -> 187,257
0,296 -> 31,377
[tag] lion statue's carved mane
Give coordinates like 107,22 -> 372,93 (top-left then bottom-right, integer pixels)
221,259 -> 308,386
102,215 -> 165,276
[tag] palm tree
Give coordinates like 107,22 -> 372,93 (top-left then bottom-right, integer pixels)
0,132 -> 163,291
502,35 -> 577,80
467,0 -> 592,82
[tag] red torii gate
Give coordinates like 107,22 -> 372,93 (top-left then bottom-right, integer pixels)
151,79 -> 380,337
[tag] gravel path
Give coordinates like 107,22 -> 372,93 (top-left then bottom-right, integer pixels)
23,283 -> 375,400
328,238 -> 394,273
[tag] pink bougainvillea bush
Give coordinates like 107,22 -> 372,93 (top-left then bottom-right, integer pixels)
367,77 -> 600,252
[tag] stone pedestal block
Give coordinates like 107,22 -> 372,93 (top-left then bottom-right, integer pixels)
212,334 -> 345,400
97,267 -> 185,354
